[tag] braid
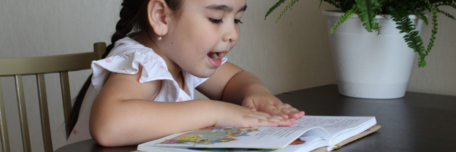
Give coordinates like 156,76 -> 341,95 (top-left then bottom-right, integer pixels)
103,0 -> 148,58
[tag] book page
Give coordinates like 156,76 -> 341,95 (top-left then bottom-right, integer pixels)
274,135 -> 328,152
138,127 -> 313,150
294,116 -> 375,138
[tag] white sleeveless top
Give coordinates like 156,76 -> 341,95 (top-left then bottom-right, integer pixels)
66,37 -> 227,144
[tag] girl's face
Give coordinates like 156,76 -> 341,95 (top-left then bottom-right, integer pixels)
162,0 -> 246,78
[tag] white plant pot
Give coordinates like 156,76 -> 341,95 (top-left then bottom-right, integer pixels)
322,10 -> 424,99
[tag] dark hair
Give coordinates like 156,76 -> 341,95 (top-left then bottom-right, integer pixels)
68,0 -> 183,133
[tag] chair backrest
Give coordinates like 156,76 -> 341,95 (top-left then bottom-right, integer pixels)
0,42 -> 106,152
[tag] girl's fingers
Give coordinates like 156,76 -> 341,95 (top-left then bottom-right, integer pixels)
277,118 -> 296,127
293,111 -> 305,119
266,107 -> 283,115
299,111 -> 305,118
282,104 -> 292,109
248,111 -> 281,122
253,111 -> 271,117
294,110 -> 305,118
243,111 -> 298,127
282,108 -> 301,118
267,116 -> 284,123
276,106 -> 298,114
247,114 -> 267,121
243,102 -> 257,111
258,105 -> 286,118
246,116 -> 279,127
249,101 -> 304,120
255,112 -> 289,122
291,109 -> 304,118
284,109 -> 304,119
271,115 -> 284,120
248,112 -> 294,126
301,111 -> 305,116
264,117 -> 294,127
280,108 -> 292,114
262,119 -> 281,127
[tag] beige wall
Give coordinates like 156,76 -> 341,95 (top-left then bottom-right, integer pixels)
0,0 -> 454,151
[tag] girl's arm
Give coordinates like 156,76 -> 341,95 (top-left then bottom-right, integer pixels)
90,68 -> 284,147
197,62 -> 305,120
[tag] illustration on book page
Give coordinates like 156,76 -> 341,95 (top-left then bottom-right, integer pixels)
156,127 -> 260,146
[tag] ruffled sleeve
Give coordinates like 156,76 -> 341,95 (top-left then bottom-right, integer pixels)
91,47 -> 174,93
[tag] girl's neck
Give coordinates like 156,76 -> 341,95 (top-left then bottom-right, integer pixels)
134,33 -> 182,81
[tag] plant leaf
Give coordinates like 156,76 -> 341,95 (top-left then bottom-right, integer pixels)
436,8 -> 456,20
355,0 -> 382,32
413,9 -> 429,25
318,0 -> 323,9
331,5 -> 358,33
265,0 -> 287,20
423,0 -> 439,56
389,6 -> 427,67
323,0 -> 341,8
275,0 -> 301,23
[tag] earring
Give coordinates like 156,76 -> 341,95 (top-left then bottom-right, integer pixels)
158,31 -> 164,41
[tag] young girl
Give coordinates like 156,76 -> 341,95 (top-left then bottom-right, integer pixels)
67,0 -> 304,147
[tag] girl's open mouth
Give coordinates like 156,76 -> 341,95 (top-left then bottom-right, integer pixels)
207,52 -> 223,67
208,52 -> 220,60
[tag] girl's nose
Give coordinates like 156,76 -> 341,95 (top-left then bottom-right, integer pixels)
222,23 -> 239,43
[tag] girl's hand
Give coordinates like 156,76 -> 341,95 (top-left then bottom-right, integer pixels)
242,92 -> 305,121
213,101 -> 296,127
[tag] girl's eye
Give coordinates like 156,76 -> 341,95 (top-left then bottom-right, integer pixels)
235,19 -> 243,24
209,18 -> 223,24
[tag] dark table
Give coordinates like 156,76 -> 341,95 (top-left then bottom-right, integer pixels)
56,84 -> 456,152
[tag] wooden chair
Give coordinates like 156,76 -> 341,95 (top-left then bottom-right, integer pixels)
0,42 -> 106,152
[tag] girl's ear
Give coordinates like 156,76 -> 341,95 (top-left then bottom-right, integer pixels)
147,0 -> 170,37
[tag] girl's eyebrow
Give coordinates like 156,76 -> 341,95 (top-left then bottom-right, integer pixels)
206,4 -> 247,13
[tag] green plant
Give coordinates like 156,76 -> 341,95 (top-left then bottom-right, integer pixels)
265,0 -> 456,67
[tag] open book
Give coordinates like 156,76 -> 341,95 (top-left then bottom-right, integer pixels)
136,116 -> 380,152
